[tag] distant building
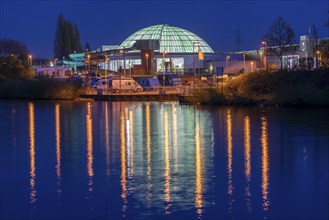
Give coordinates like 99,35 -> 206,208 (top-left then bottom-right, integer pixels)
34,66 -> 72,78
64,25 -> 326,76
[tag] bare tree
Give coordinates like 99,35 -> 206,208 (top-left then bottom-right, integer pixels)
263,16 -> 296,69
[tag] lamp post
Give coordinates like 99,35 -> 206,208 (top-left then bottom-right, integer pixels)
243,52 -> 246,72
226,55 -> 230,69
192,41 -> 200,91
54,58 -> 57,77
123,47 -> 126,76
162,51 -> 166,86
146,53 -> 149,75
261,41 -> 267,71
28,55 -> 32,68
87,54 -> 91,74
251,62 -> 254,72
316,50 -> 320,68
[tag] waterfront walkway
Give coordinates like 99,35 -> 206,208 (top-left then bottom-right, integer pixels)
81,86 -> 190,102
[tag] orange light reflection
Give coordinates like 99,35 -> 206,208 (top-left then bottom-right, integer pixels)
244,116 -> 252,212
195,119 -> 203,216
29,102 -> 37,204
129,110 -> 134,177
164,109 -> 171,213
120,110 -> 127,213
55,103 -> 62,196
86,102 -> 94,192
146,103 -> 152,204
227,109 -> 233,212
261,115 -> 270,211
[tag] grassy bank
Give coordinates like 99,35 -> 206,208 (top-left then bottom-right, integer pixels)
0,79 -> 83,100
189,69 -> 329,107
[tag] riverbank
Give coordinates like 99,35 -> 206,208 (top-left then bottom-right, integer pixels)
1,69 -> 328,107
188,69 -> 329,107
0,79 -> 82,100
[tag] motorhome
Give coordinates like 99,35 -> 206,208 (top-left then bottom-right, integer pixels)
137,77 -> 160,91
93,77 -> 143,92
157,74 -> 182,86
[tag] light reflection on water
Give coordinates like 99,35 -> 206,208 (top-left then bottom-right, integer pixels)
55,103 -> 62,197
28,102 -> 36,205
0,101 -> 328,220
244,116 -> 252,212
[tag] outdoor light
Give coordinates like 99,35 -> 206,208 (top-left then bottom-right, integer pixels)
145,53 -> 149,75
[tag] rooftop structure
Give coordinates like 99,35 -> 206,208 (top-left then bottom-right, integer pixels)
119,24 -> 214,54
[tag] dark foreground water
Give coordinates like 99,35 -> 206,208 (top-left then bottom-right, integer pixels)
0,100 -> 328,220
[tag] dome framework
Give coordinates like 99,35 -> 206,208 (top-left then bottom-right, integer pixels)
119,24 -> 214,54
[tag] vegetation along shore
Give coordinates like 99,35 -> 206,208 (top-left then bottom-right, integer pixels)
1,69 -> 328,107
186,69 -> 329,107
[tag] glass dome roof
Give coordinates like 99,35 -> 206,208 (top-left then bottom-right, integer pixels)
119,24 -> 214,54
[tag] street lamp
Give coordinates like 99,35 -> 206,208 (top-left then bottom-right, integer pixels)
28,55 -> 32,67
162,51 -> 167,86
226,55 -> 230,69
316,50 -> 321,68
261,41 -> 267,71
123,47 -> 126,76
192,41 -> 200,91
28,55 -> 32,74
87,54 -> 91,74
251,62 -> 254,72
145,53 -> 149,75
54,58 -> 58,76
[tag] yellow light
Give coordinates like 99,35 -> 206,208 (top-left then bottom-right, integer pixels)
129,110 -> 134,177
164,109 -> 171,212
227,109 -> 234,211
86,102 -> 94,194
146,103 -> 152,204
55,103 -> 61,180
316,51 -> 320,54
261,115 -> 270,211
120,109 -> 127,212
29,102 -> 37,204
195,119 -> 203,216
244,116 -> 252,212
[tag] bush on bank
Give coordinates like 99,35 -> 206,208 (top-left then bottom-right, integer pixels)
189,69 -> 329,107
0,78 -> 83,100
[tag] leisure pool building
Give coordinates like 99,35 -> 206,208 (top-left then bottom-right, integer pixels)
62,24 -> 324,77
66,24 -> 215,75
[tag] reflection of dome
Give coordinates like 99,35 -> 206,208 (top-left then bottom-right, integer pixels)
119,24 -> 214,54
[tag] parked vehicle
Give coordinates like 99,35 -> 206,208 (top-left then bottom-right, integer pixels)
137,77 -> 160,91
93,77 -> 143,92
157,74 -> 182,86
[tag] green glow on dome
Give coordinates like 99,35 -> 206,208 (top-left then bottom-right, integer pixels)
119,24 -> 214,53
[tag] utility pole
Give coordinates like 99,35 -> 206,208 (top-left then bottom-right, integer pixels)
235,29 -> 242,52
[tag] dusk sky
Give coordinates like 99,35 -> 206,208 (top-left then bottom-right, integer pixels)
1,0 -> 328,59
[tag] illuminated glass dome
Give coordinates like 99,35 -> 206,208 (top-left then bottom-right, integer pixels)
119,24 -> 214,53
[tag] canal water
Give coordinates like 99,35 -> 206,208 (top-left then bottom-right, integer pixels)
0,100 -> 328,220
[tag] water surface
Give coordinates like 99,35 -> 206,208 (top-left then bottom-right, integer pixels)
0,101 -> 328,219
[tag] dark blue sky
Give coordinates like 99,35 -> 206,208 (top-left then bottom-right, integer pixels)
1,0 -> 328,59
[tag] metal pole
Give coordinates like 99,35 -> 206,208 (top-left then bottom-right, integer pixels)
162,51 -> 166,86
243,53 -> 246,72
193,42 -> 195,91
123,47 -> 126,76
145,54 -> 149,75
